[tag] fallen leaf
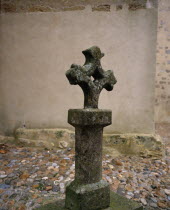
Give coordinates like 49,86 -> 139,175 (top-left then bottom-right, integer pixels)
8,200 -> 15,205
18,205 -> 26,210
32,184 -> 39,188
111,179 -> 120,192
46,186 -> 52,191
158,201 -> 167,208
0,149 -> 7,154
32,194 -> 38,199
20,172 -> 29,179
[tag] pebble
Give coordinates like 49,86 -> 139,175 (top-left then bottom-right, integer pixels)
127,192 -> 134,197
134,193 -> 140,199
117,187 -> 125,196
52,163 -> 58,168
42,177 -> 48,180
30,174 -> 37,179
126,195 -> 132,199
59,141 -> 68,149
141,198 -> 147,205
150,202 -> 158,208
164,189 -> 170,195
151,197 -> 157,203
8,173 -> 16,178
0,174 -> 7,178
64,157 -> 70,160
0,144 -> 169,210
60,188 -> 65,194
52,185 -> 60,192
69,174 -> 74,179
58,176 -> 64,182
112,159 -> 123,166
59,183 -> 65,189
45,186 -> 52,191
108,164 -> 114,169
0,171 -> 6,175
47,166 -> 55,170
0,184 -> 10,189
27,178 -> 34,183
53,180 -> 58,185
158,201 -> 167,208
105,176 -> 112,184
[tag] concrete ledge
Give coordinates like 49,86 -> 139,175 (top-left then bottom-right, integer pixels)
0,128 -> 164,157
103,133 -> 164,157
0,0 -> 158,13
15,128 -> 75,149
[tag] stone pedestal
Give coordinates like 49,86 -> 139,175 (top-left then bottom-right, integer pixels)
36,191 -> 143,210
65,109 -> 111,210
36,46 -> 143,210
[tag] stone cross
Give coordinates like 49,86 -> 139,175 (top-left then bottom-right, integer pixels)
66,46 -> 117,108
65,46 -> 117,210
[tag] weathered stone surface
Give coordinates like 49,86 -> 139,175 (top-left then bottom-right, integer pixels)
35,191 -> 143,210
0,0 -> 158,13
68,110 -> 111,184
0,135 -> 15,143
109,191 -> 143,210
5,128 -> 164,157
104,134 -> 165,157
14,128 -> 75,149
92,5 -> 111,12
68,109 -> 112,126
65,109 -> 112,209
66,46 -> 117,108
74,125 -> 103,184
65,46 -> 116,209
65,180 -> 110,210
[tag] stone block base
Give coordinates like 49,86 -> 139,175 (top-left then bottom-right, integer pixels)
65,180 -> 110,210
0,128 -> 164,157
35,191 -> 143,210
109,191 -> 143,210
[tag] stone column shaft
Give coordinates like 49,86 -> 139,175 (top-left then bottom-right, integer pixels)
75,126 -> 103,184
65,109 -> 111,210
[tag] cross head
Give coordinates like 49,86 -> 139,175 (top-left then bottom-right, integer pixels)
66,46 -> 117,108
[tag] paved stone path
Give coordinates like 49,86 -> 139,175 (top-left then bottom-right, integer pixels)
0,144 -> 170,210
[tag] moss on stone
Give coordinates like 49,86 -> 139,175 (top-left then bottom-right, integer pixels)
35,191 -> 143,210
55,130 -> 64,138
68,109 -> 112,126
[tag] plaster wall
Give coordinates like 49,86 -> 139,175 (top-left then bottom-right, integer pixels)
0,3 -> 157,134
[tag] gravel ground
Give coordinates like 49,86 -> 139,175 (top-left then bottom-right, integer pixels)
0,143 -> 170,210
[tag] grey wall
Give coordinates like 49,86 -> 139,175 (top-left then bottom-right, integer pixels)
0,1 -> 158,135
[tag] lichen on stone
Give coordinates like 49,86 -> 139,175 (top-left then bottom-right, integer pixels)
66,46 -> 117,108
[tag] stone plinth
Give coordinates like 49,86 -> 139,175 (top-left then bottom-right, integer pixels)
65,109 -> 111,209
65,180 -> 110,210
63,46 -> 143,210
36,191 -> 143,210
13,128 -> 164,157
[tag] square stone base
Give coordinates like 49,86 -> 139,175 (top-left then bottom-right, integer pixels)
35,191 -> 143,210
65,180 -> 110,210
108,191 -> 143,210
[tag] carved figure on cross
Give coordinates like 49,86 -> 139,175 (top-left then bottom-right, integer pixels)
66,46 -> 117,108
